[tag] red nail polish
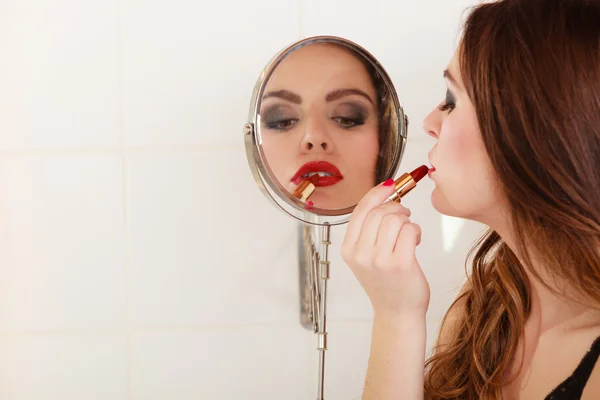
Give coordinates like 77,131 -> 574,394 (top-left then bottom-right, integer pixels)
383,179 -> 394,186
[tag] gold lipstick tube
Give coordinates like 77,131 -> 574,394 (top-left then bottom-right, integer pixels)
292,180 -> 316,202
387,173 -> 417,203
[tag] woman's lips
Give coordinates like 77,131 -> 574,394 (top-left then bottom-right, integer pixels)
291,161 -> 343,187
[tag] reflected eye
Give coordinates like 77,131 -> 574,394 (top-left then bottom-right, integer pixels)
332,116 -> 365,128
263,118 -> 299,131
438,89 -> 456,113
261,104 -> 299,131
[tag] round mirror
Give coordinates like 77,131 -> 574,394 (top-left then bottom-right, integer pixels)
244,36 -> 408,225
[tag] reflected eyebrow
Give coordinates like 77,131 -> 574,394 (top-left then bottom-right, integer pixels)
326,88 -> 374,105
262,90 -> 302,104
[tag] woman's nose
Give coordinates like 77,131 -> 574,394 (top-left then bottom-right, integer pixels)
423,106 -> 442,139
301,120 -> 334,154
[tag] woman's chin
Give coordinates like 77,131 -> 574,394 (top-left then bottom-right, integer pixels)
431,187 -> 456,216
431,187 -> 475,220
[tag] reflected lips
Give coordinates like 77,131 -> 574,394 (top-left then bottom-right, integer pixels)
291,161 -> 343,187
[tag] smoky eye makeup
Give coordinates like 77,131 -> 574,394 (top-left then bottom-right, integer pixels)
260,104 -> 300,131
438,89 -> 456,113
330,102 -> 370,128
445,89 -> 456,104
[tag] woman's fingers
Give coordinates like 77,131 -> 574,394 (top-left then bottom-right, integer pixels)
393,223 -> 422,267
344,183 -> 396,246
373,213 -> 411,262
356,202 -> 412,249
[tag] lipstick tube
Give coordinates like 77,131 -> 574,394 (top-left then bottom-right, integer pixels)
292,180 -> 316,202
387,165 -> 429,203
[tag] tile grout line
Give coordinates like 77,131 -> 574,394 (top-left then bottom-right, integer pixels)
0,145 -> 246,157
298,0 -> 304,40
0,319 -> 377,337
114,0 -> 133,397
123,152 -> 133,400
0,137 -> 434,157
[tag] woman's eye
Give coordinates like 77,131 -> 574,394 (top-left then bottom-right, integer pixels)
263,119 -> 299,130
438,89 -> 456,113
332,117 -> 365,128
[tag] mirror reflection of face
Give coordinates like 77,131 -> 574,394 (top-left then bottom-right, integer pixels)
260,43 -> 380,210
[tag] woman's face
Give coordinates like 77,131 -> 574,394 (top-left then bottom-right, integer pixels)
260,43 -> 380,210
423,50 -> 504,224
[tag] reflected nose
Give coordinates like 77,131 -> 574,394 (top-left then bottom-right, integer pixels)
302,138 -> 331,152
301,119 -> 334,154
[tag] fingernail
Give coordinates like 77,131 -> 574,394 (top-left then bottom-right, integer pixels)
383,179 -> 394,187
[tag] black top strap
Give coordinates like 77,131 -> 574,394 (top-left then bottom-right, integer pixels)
544,335 -> 600,399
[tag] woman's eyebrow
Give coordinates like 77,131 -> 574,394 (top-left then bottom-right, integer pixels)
443,69 -> 460,89
262,90 -> 302,104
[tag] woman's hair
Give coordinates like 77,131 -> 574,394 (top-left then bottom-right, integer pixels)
364,60 -> 399,184
424,0 -> 600,398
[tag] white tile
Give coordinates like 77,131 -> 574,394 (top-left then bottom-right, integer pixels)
128,149 -> 305,327
131,326 -> 311,400
0,334 -> 128,400
0,155 -> 127,332
0,1 -> 120,150
121,0 -> 299,147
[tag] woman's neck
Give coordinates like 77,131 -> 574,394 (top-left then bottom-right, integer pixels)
495,222 -> 599,335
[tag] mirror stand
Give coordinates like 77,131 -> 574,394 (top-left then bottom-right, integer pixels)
299,222 -> 331,400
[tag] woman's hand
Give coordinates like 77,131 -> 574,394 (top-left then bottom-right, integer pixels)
341,180 -> 430,319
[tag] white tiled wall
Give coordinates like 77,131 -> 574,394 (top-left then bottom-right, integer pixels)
0,0 -> 484,399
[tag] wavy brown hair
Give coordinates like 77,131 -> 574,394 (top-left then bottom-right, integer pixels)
359,54 -> 398,184
424,0 -> 600,398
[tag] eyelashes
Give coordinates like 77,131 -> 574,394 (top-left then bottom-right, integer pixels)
263,118 -> 299,130
263,116 -> 366,131
332,114 -> 366,129
438,89 -> 456,113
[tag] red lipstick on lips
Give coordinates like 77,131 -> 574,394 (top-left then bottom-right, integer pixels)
291,161 -> 343,187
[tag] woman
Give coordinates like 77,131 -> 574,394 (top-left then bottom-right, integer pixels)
342,0 -> 600,398
260,41 -> 397,210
